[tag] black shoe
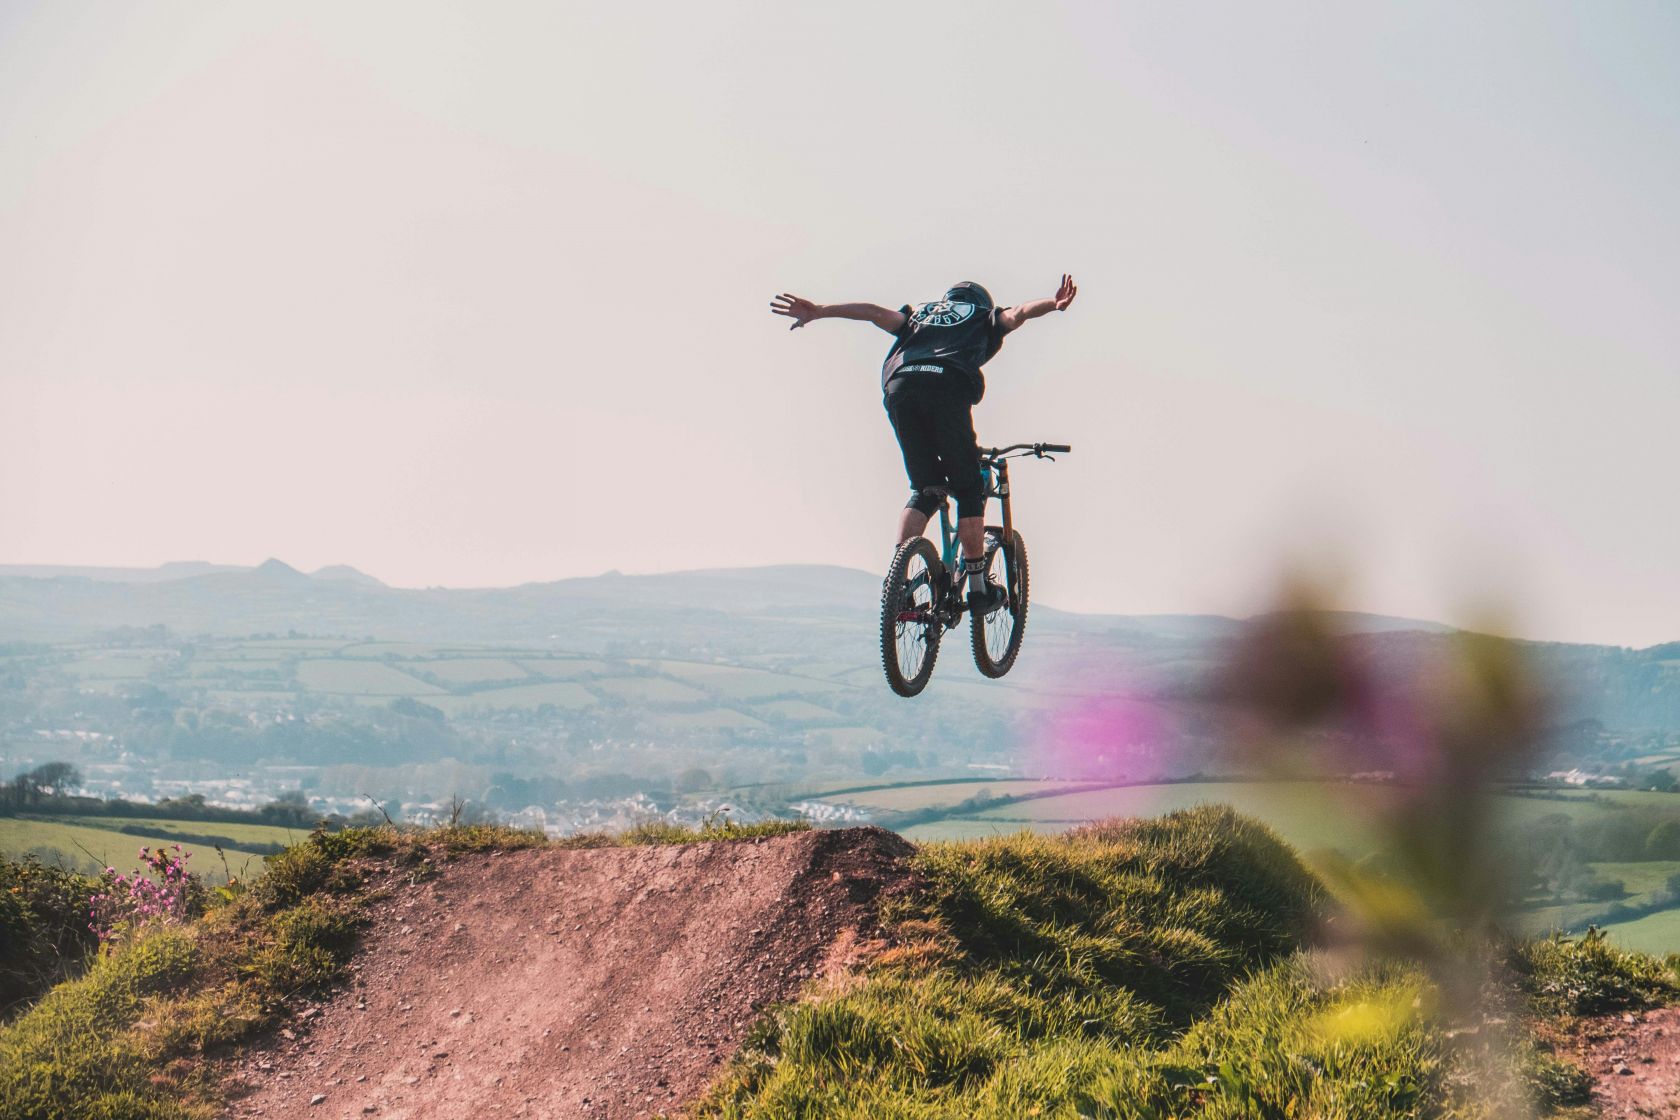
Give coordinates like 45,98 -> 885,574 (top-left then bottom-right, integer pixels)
967,582 -> 1008,616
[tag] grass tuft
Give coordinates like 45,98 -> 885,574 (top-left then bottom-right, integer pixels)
616,818 -> 812,846
0,930 -> 201,1120
1513,926 -> 1680,1018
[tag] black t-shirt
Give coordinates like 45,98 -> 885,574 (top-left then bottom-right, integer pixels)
881,298 -> 1007,403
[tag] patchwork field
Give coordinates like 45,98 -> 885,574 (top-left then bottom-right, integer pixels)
34,638 -> 898,733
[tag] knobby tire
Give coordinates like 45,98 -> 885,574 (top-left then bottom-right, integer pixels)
881,536 -> 943,697
970,528 -> 1029,678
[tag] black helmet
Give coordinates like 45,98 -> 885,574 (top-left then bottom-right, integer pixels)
944,281 -> 993,310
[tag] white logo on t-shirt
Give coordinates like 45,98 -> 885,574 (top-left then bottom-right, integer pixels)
911,300 -> 976,327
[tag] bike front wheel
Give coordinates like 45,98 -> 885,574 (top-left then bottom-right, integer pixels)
881,536 -> 944,697
971,527 -> 1029,678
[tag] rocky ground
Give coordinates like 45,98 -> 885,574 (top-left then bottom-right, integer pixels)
1571,1006 -> 1680,1119
221,827 -> 913,1120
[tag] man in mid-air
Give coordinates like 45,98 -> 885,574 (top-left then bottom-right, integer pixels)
770,275 -> 1077,611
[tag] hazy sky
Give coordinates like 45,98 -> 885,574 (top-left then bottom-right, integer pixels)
2,2 -> 1676,646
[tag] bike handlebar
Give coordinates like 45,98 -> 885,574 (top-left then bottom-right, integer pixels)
979,442 -> 1072,459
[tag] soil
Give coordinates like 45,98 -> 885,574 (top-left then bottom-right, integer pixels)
1567,1006 -> 1680,1119
221,827 -> 913,1120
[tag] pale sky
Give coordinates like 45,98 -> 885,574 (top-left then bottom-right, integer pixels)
2,2 -> 1676,647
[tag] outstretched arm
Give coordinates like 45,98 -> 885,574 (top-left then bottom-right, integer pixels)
770,294 -> 907,334
998,274 -> 1077,333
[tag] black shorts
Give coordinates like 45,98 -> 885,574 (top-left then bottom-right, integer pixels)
884,376 -> 985,519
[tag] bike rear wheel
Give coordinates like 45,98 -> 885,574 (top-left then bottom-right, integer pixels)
881,536 -> 944,697
970,527 -> 1029,678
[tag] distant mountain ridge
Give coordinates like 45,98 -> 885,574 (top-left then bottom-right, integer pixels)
0,559 -> 1454,643
1,560 -> 1677,735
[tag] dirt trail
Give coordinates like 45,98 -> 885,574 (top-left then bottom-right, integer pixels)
1568,1006 -> 1680,1119
222,827 -> 912,1120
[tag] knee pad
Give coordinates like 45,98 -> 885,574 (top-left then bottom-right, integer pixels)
952,478 -> 985,521
906,487 -> 948,517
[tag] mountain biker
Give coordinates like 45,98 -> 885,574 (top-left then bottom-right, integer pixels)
770,275 -> 1077,612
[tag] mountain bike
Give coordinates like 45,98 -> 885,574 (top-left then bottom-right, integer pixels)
880,442 -> 1070,697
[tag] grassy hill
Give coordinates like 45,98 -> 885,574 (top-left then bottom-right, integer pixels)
803,778 -> 1680,955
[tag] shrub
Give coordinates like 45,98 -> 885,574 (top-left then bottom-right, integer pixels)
1513,927 -> 1680,1018
0,855 -> 102,1018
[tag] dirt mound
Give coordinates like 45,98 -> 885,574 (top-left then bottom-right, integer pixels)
222,827 -> 913,1120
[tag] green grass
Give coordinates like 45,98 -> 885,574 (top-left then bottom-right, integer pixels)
427,681 -> 594,715
823,779 -> 1087,812
593,676 -> 710,704
960,780 -> 1393,858
516,657 -> 611,679
1512,928 -> 1680,1018
1496,789 -> 1680,823
413,658 -> 531,684
66,818 -> 304,850
61,656 -> 174,679
0,929 -> 204,1119
649,661 -> 847,699
649,709 -> 767,731
239,639 -> 344,650
293,660 -> 443,695
1513,861 -> 1680,940
1594,909 -> 1680,957
750,699 -> 842,722
334,642 -> 458,657
0,819 -> 280,881
203,690 -> 297,705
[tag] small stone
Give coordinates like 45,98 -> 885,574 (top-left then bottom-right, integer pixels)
433,1050 -> 450,1060
310,1094 -> 326,1106
281,1029 -> 297,1041
356,1075 -> 368,1083
449,1009 -> 461,1018
299,1008 -> 320,1021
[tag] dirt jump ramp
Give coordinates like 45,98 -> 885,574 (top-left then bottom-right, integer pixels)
223,827 -> 913,1120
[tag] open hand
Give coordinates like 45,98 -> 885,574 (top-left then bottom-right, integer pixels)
770,293 -> 819,330
1053,274 -> 1078,311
